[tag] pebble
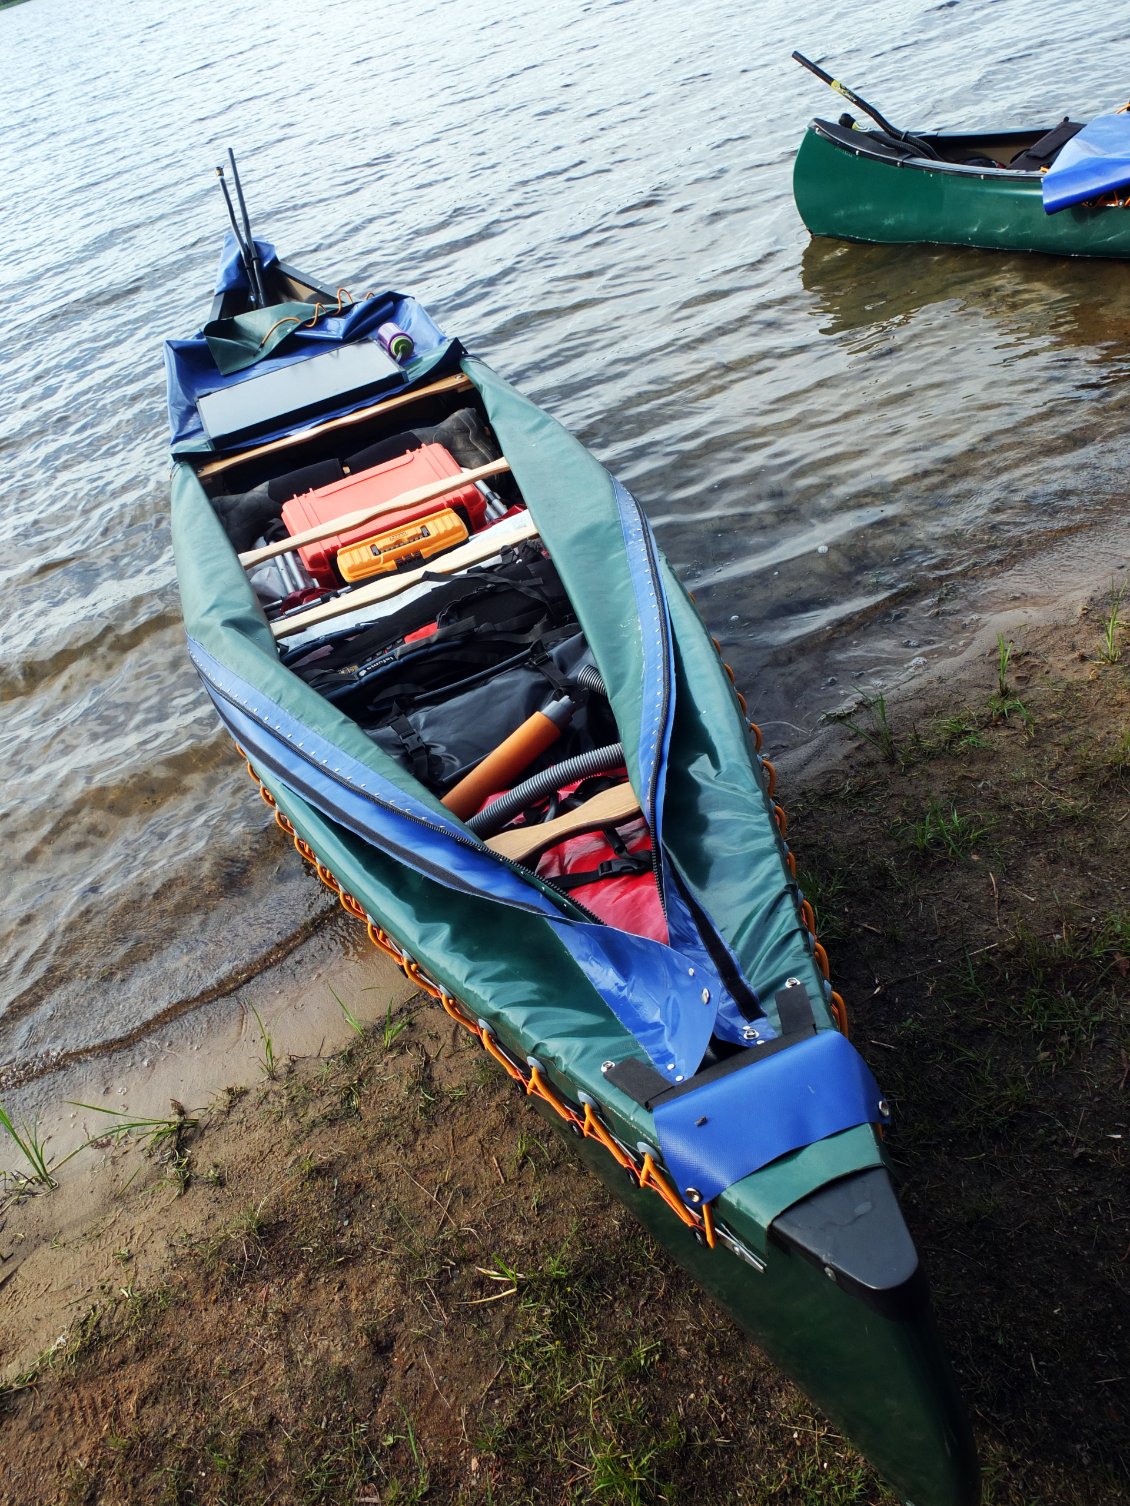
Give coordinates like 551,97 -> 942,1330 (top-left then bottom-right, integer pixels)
816,544 -> 829,554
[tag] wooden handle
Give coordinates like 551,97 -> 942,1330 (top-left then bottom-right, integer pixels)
485,781 -> 641,862
195,372 -> 473,480
239,457 -> 511,568
271,513 -> 540,639
442,710 -> 566,821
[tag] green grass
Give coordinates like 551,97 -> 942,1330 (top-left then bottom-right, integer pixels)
249,1003 -> 279,1078
825,690 -> 904,766
70,1102 -> 198,1192
794,861 -> 851,946
194,1200 -> 270,1286
474,1242 -> 695,1504
988,691 -> 1034,728
1096,583 -> 1126,665
0,1101 -> 62,1189
378,1410 -> 430,1503
996,632 -> 1015,697
328,984 -> 365,1037
381,1000 -> 410,1049
932,711 -> 987,752
901,799 -> 989,859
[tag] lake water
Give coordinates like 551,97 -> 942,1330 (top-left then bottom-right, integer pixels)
2,0 -> 1128,1090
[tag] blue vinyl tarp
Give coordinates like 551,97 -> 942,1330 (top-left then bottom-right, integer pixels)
1043,114 -> 1130,213
164,235 -> 458,448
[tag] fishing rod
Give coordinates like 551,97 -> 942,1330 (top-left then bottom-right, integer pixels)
791,51 -> 941,159
225,148 -> 268,307
215,164 -> 257,298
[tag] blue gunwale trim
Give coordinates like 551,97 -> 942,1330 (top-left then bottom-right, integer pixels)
609,479 -> 772,1048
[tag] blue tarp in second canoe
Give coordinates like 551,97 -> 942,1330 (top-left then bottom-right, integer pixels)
1043,114 -> 1130,213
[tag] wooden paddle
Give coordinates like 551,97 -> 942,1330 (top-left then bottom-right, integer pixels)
270,513 -> 540,639
239,457 -> 511,568
196,371 -> 474,480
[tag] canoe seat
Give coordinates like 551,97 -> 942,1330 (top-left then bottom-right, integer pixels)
1008,118 -> 1083,171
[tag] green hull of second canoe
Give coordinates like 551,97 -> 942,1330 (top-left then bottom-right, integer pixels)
793,124 -> 1130,259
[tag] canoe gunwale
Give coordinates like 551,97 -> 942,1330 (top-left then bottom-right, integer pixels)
807,118 -> 1041,183
795,118 -> 1130,257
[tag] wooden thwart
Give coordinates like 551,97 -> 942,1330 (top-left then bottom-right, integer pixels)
271,513 -> 540,639
196,372 -> 474,480
239,457 -> 512,568
485,781 -> 641,863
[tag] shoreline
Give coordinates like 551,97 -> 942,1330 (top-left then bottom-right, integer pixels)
0,906 -> 416,1192
1,546 -> 1126,1502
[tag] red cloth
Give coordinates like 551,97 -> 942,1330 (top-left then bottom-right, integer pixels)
536,815 -> 667,943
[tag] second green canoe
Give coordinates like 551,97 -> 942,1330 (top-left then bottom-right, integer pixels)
794,116 -> 1130,258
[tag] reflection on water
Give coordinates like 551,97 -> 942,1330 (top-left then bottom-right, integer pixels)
0,0 -> 1126,1085
800,236 -> 1130,360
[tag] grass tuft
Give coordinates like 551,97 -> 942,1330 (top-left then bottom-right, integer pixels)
328,984 -> 365,1037
996,632 -> 1015,697
826,691 -> 906,767
901,799 -> 989,859
249,1003 -> 279,1079
0,1101 -> 61,1190
1096,582 -> 1126,665
70,1102 -> 198,1193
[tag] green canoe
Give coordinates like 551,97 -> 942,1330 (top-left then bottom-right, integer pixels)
794,116 -> 1130,257
166,188 -> 979,1506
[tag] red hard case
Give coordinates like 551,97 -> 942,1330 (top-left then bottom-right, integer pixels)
281,444 -> 486,585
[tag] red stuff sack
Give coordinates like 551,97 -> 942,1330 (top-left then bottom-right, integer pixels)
536,813 -> 667,944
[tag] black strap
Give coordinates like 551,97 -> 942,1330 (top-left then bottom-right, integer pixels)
386,714 -> 430,783
546,851 -> 652,892
1008,119 -> 1083,170
775,981 -> 817,1040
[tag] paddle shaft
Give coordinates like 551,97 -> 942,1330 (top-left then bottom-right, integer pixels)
791,51 -> 903,137
238,457 -> 511,568
270,512 -> 540,639
791,51 -> 940,159
216,169 -> 256,295
227,150 -> 267,307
